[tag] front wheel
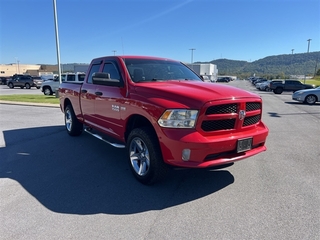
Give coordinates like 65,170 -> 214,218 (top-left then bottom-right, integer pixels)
64,105 -> 83,136
8,83 -> 14,88
127,127 -> 168,185
25,83 -> 31,89
304,95 -> 317,105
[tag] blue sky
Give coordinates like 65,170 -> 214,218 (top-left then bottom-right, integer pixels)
0,0 -> 319,65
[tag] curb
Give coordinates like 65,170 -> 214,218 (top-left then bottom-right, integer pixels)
0,100 -> 60,108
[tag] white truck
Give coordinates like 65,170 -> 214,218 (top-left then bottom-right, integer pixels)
40,72 -> 85,95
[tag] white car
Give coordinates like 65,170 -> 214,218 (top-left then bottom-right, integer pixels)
292,86 -> 320,105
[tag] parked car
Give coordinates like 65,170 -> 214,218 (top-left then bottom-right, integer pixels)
292,86 -> 320,105
32,76 -> 43,89
269,79 -> 314,94
255,80 -> 268,90
7,74 -> 36,89
216,77 -> 231,82
0,77 -> 8,85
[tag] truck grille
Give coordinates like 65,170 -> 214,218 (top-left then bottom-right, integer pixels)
205,104 -> 237,114
200,101 -> 262,132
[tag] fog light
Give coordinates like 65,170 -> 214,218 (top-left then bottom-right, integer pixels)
182,149 -> 191,161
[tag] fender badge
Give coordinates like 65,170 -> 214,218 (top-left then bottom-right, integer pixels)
239,110 -> 246,120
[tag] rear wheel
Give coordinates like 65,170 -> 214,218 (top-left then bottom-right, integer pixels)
304,94 -> 317,105
273,87 -> 283,94
64,105 -> 83,136
127,127 -> 168,185
43,87 -> 53,95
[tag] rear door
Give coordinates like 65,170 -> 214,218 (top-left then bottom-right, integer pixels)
80,61 -> 102,126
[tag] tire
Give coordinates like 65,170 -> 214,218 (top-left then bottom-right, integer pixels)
127,127 -> 168,185
64,105 -> 83,136
25,83 -> 31,89
304,94 -> 317,105
20,86 -> 24,89
8,83 -> 14,89
43,87 -> 53,95
274,87 -> 283,94
36,87 -> 40,89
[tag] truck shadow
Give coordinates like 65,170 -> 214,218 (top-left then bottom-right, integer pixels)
0,126 -> 234,215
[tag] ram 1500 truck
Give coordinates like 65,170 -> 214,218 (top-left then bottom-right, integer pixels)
269,79 -> 314,94
59,56 -> 269,184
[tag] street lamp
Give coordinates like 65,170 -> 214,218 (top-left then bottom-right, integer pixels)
112,50 -> 117,56
53,0 -> 62,84
189,48 -> 195,64
14,57 -> 18,74
307,39 -> 312,53
291,49 -> 294,54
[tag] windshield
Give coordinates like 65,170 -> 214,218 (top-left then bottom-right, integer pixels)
124,58 -> 202,83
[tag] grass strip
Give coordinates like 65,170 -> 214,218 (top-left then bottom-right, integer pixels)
0,94 -> 59,104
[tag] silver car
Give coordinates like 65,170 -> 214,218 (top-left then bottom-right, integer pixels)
292,86 -> 320,105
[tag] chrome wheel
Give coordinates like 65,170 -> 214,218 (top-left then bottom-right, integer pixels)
306,95 -> 316,105
65,108 -> 73,132
64,105 -> 83,136
44,87 -> 52,95
129,137 -> 150,176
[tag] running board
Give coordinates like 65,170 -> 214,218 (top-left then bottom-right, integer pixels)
84,128 -> 125,148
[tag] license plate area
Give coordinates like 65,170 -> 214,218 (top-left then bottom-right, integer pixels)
237,137 -> 253,153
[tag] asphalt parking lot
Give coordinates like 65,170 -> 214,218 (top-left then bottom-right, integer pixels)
0,84 -> 43,95
0,81 -> 319,239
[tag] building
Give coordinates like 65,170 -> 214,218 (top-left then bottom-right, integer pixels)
0,63 -> 89,78
186,63 -> 218,82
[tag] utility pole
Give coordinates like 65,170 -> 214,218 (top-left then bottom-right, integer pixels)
112,50 -> 117,56
189,48 -> 195,69
53,0 -> 62,85
307,39 -> 312,53
291,49 -> 294,54
189,48 -> 195,64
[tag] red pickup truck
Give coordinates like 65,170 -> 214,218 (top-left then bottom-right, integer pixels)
59,55 -> 269,184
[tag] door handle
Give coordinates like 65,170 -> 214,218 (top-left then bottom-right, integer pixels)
95,92 -> 103,96
81,89 -> 87,93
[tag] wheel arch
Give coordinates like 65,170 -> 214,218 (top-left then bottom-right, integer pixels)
63,98 -> 72,111
125,114 -> 158,142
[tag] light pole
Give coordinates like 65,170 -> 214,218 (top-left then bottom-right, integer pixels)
189,48 -> 195,69
307,39 -> 312,53
14,57 -> 18,74
112,50 -> 117,56
291,49 -> 294,54
189,48 -> 195,64
53,0 -> 62,84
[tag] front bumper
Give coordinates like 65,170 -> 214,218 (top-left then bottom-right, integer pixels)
158,122 -> 269,168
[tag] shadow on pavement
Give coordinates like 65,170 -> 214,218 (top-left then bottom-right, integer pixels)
0,126 -> 234,215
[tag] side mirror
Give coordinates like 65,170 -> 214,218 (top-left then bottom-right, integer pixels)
92,72 -> 123,87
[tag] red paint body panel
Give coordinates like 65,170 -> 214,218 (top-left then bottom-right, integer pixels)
59,55 -> 269,168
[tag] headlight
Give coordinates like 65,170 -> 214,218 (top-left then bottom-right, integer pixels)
158,109 -> 198,128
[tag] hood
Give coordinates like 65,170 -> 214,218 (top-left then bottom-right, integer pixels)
132,81 -> 259,108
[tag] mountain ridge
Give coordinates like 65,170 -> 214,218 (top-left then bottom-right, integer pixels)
197,51 -> 320,78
